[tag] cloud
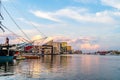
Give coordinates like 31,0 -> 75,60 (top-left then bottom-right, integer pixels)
80,43 -> 100,50
30,10 -> 61,22
31,7 -> 116,24
101,0 -> 120,9
31,35 -> 43,41
55,7 -> 115,24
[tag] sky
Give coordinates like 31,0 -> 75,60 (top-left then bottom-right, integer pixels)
0,0 -> 120,52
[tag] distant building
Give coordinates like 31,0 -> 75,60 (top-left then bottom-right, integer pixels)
53,42 -> 61,54
74,50 -> 82,54
60,42 -> 67,54
66,46 -> 72,54
67,46 -> 72,51
61,42 -> 67,47
42,40 -> 54,54
32,40 -> 73,55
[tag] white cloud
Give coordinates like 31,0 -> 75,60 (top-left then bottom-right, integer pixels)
55,7 -> 115,23
31,10 -> 61,22
101,0 -> 120,9
80,43 -> 99,50
31,7 -> 116,24
113,12 -> 120,16
31,35 -> 43,41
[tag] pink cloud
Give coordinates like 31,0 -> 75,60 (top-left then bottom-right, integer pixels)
80,43 -> 100,50
48,35 -> 100,51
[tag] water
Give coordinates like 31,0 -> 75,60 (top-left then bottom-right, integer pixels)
0,54 -> 120,80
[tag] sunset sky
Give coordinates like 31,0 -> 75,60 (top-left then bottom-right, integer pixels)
0,0 -> 120,52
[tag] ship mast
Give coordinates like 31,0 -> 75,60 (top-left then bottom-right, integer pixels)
0,0 -> 3,20
0,0 -> 5,32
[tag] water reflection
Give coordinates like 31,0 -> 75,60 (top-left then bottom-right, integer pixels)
1,55 -> 120,80
0,61 -> 14,76
80,55 -> 100,74
16,55 -> 72,79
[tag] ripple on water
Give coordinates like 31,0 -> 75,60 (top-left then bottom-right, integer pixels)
1,55 -> 120,80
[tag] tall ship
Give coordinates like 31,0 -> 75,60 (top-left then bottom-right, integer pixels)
0,0 -> 15,62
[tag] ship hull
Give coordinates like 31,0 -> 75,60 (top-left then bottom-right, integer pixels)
0,56 -> 13,63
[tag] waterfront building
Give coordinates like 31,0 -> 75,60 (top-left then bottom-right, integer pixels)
53,42 -> 61,54
60,42 -> 67,54
66,46 -> 72,54
31,40 -> 73,55
61,42 -> 67,47
42,40 -> 53,54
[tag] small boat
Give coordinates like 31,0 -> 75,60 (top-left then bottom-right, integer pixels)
22,54 -> 40,59
16,56 -> 26,60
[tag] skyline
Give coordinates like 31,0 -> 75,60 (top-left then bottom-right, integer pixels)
0,0 -> 120,52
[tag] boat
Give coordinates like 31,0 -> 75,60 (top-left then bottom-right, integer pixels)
0,44 -> 15,62
16,55 -> 26,60
0,0 -> 15,62
22,54 -> 40,59
0,0 -> 47,60
0,56 -> 13,62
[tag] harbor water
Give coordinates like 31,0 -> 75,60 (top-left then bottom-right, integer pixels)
0,54 -> 120,80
